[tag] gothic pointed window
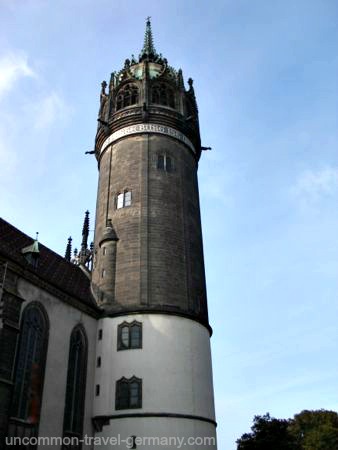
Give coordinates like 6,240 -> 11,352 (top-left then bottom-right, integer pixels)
118,321 -> 142,350
9,303 -> 49,443
151,86 -> 160,104
151,83 -> 175,109
157,154 -> 173,172
116,94 -> 123,111
116,377 -> 142,410
62,325 -> 88,448
115,84 -> 139,111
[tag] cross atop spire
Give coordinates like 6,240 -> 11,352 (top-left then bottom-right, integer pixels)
140,17 -> 158,61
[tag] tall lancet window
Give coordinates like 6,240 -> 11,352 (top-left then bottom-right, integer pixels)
9,303 -> 49,443
151,83 -> 175,109
116,84 -> 139,111
62,325 -> 88,448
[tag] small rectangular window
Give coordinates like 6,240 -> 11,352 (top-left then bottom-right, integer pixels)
101,269 -> 106,278
97,356 -> 101,368
98,329 -> 103,340
103,247 -> 106,255
96,385 -> 100,396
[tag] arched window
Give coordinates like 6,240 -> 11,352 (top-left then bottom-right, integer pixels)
8,303 -> 49,444
115,84 -> 139,111
117,321 -> 142,350
151,83 -> 175,109
157,154 -> 173,172
116,376 -> 142,410
62,325 -> 88,447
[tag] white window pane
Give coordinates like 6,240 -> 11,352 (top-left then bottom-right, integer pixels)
124,191 -> 131,207
121,327 -> 129,347
117,193 -> 124,209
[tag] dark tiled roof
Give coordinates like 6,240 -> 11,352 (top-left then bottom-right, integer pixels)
0,217 -> 98,311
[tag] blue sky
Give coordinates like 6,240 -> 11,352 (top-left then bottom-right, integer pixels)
1,0 -> 338,448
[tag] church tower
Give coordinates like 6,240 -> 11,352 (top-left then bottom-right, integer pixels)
91,19 -> 217,449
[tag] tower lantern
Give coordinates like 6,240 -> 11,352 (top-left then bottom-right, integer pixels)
91,19 -> 217,449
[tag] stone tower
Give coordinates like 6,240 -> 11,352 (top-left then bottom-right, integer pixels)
91,19 -> 217,449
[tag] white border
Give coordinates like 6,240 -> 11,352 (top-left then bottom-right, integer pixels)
99,123 -> 196,154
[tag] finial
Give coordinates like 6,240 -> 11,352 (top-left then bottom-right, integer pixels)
140,17 -> 158,61
101,81 -> 107,94
81,210 -> 90,251
65,236 -> 72,261
35,232 -> 39,241
178,69 -> 184,89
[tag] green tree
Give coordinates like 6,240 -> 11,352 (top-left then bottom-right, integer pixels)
236,410 -> 338,450
236,413 -> 299,450
289,409 -> 338,450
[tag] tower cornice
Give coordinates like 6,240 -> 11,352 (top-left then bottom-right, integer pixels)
95,106 -> 201,163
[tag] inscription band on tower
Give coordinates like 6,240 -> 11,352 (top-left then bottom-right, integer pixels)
100,123 -> 196,155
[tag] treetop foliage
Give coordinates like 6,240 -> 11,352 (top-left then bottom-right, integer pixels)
236,409 -> 338,450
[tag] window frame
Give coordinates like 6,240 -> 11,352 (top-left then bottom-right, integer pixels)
115,84 -> 139,111
115,376 -> 142,410
117,321 -> 142,351
151,83 -> 175,109
157,154 -> 174,172
62,324 -> 88,448
116,190 -> 132,209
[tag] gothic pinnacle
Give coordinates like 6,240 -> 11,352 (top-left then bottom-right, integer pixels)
81,210 -> 90,251
65,236 -> 72,261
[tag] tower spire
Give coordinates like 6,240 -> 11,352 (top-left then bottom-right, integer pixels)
139,17 -> 157,60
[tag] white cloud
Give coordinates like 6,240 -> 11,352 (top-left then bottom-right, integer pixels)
32,92 -> 70,130
291,167 -> 338,202
0,52 -> 35,99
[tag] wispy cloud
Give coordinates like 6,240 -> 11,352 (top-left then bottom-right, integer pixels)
0,52 -> 35,99
32,92 -> 71,130
0,50 -> 71,185
290,167 -> 338,205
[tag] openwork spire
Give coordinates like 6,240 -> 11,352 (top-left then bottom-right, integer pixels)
140,17 -> 158,60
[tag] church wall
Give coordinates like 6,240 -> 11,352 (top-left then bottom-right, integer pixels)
93,314 -> 215,418
16,278 -> 98,450
94,417 -> 217,450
